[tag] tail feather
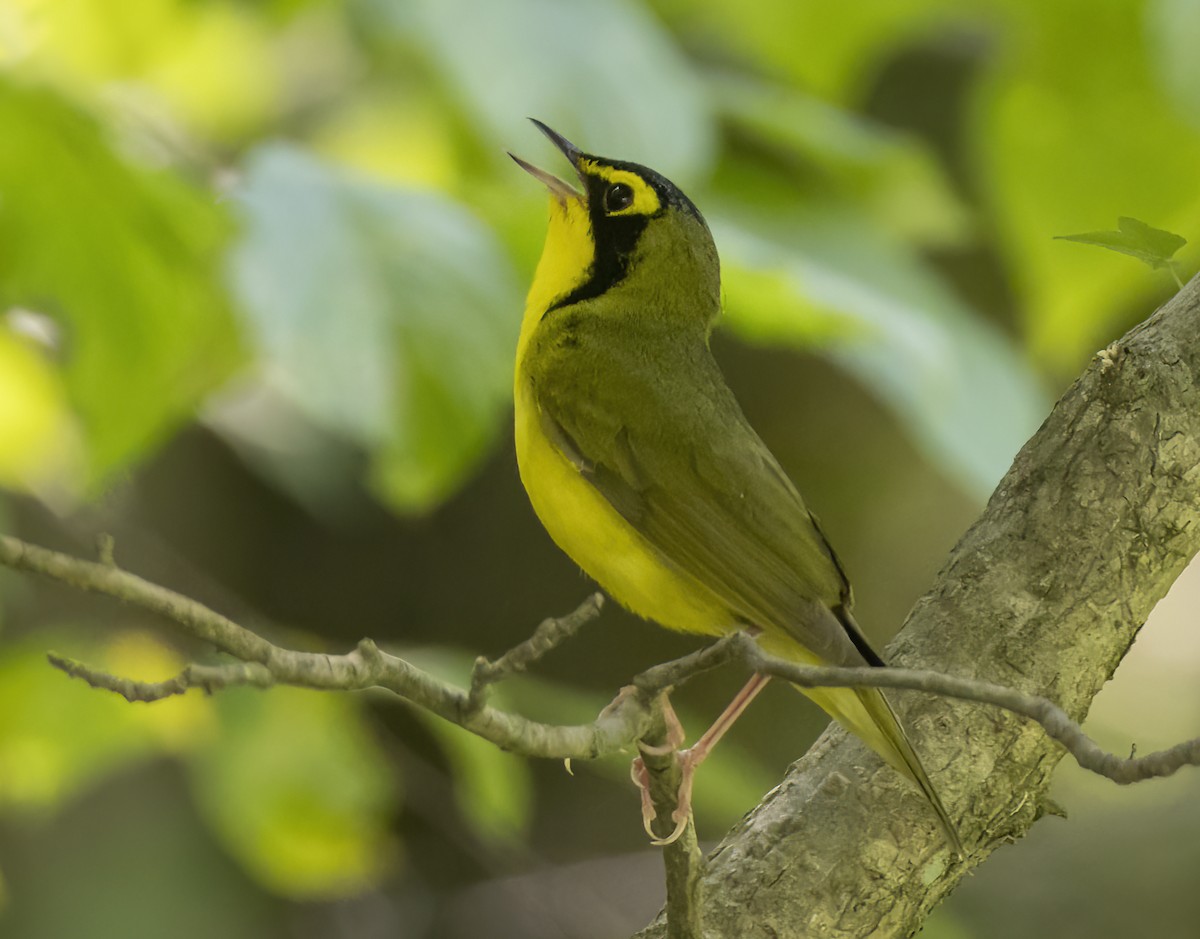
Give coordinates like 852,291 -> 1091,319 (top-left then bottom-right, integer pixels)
800,684 -> 963,857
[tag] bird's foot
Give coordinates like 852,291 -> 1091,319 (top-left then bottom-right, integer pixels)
637,693 -> 686,756
630,672 -> 773,847
630,695 -> 693,846
629,749 -> 697,846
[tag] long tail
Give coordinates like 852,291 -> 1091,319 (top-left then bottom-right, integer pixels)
801,682 -> 963,857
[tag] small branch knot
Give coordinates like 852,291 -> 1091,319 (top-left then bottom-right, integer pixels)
354,637 -> 384,679
96,533 -> 117,568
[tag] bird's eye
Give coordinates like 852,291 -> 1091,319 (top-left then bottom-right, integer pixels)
604,183 -> 634,213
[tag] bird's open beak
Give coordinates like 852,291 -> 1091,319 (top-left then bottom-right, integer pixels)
509,119 -> 585,203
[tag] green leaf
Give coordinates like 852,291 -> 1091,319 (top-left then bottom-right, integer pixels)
0,79 -> 242,487
1055,217 -> 1187,271
188,686 -> 398,898
373,0 -> 716,183
714,204 -> 1048,498
973,1 -> 1200,372
229,144 -> 520,512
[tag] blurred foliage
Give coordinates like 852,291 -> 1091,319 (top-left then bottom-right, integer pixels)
0,81 -> 240,491
0,327 -> 71,490
390,0 -> 717,183
228,144 -> 518,512
972,1 -> 1200,372
189,686 -> 398,898
0,628 -> 397,899
2,0 -> 1199,935
4,0 -> 1199,511
400,647 -> 536,847
0,630 -> 212,812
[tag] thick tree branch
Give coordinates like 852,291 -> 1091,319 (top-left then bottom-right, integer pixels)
634,276 -> 1200,938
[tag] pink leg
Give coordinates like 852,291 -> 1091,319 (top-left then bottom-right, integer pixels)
684,671 -> 772,766
634,672 -> 773,846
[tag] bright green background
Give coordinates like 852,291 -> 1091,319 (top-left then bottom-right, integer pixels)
1,1 -> 1198,936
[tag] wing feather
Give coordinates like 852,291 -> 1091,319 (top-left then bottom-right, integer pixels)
535,342 -> 864,667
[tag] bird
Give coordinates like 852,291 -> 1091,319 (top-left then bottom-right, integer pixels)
510,119 -> 961,855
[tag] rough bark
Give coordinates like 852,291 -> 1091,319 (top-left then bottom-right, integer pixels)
634,275 -> 1200,938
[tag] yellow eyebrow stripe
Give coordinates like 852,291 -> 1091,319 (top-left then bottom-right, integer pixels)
582,161 -> 661,216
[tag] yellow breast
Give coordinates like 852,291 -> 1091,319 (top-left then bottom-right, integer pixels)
513,372 -> 729,637
513,194 -> 731,636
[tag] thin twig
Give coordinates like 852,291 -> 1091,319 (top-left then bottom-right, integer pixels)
733,636 -> 1199,786
47,653 -> 274,701
632,631 -> 745,694
5,532 -> 1200,789
0,534 -> 653,761
468,592 -> 604,711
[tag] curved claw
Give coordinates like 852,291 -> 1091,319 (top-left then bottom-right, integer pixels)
649,747 -> 697,845
648,808 -> 690,847
630,747 -> 698,846
637,738 -> 680,758
636,695 -> 687,757
631,757 -> 660,838
629,675 -> 768,848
